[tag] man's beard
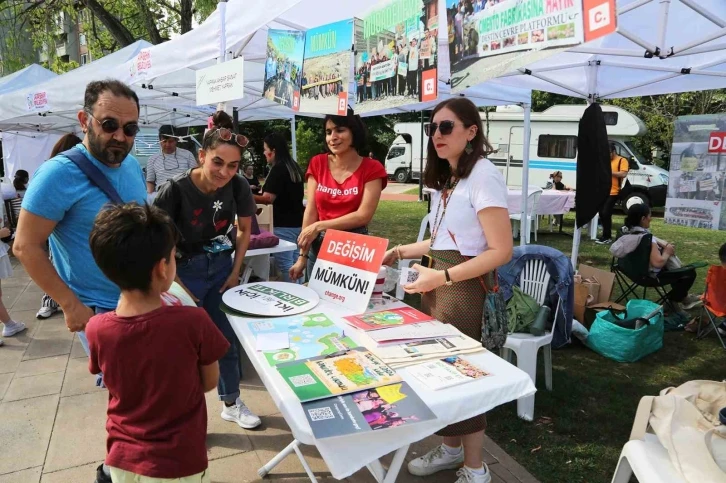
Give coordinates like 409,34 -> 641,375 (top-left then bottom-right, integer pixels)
87,125 -> 132,166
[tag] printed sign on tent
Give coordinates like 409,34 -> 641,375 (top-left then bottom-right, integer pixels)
195,57 -> 245,106
25,91 -> 50,113
665,114 -> 726,231
130,49 -> 152,80
300,19 -> 355,115
448,0 -> 617,93
264,29 -> 306,111
354,0 -> 439,114
308,230 -> 388,313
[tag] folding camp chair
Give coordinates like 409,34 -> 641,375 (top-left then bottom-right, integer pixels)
697,265 -> 726,349
611,234 -> 680,314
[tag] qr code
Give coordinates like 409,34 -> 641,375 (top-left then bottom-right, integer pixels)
401,267 -> 419,285
308,406 -> 335,421
289,374 -> 316,387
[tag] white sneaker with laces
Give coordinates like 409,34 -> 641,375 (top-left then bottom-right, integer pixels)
2,320 -> 26,337
221,398 -> 261,429
408,444 -> 464,476
455,465 -> 492,483
36,307 -> 57,319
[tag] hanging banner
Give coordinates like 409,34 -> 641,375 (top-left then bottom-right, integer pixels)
26,91 -> 50,113
448,0 -> 617,93
264,29 -> 306,111
195,57 -> 245,106
130,49 -> 152,81
354,0 -> 439,114
308,230 -> 388,314
665,115 -> 726,231
300,19 -> 355,115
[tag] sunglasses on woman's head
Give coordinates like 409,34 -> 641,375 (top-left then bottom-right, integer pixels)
87,113 -> 140,137
213,128 -> 249,148
425,120 -> 457,137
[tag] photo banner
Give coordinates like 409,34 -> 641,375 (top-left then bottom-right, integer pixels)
354,0 -> 439,114
448,0 -> 617,93
300,19 -> 355,115
264,29 -> 306,111
665,115 -> 726,231
308,230 -> 388,314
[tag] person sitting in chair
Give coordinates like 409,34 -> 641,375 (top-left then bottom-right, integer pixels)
610,204 -> 702,315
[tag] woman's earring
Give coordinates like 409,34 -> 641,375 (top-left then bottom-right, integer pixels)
465,141 -> 473,155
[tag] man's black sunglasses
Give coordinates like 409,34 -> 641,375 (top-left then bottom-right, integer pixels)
87,112 -> 140,137
425,120 -> 457,137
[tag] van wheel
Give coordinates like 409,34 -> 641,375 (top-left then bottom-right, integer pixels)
622,192 -> 650,213
394,169 -> 409,183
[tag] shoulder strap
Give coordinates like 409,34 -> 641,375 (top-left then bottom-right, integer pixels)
61,148 -> 123,204
446,228 -> 498,292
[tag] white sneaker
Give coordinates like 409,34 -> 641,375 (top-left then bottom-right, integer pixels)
455,465 -> 492,483
408,445 -> 464,476
36,306 -> 57,319
221,398 -> 261,429
2,320 -> 26,337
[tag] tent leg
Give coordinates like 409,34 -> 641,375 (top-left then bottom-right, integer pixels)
291,117 -> 298,161
571,227 -> 581,268
520,104 -> 532,246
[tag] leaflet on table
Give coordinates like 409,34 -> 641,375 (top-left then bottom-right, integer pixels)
343,307 -> 434,331
365,321 -> 463,344
408,356 -> 491,391
248,313 -> 359,366
302,382 -> 436,439
367,335 -> 484,363
277,348 -> 401,402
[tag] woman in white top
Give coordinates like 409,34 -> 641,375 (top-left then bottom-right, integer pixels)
382,98 -> 513,483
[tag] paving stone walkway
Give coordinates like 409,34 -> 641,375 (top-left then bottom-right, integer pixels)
0,257 -> 539,483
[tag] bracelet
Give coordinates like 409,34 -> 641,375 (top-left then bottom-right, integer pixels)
299,253 -> 309,259
394,244 -> 403,261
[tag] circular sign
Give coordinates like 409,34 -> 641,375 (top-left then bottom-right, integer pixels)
222,282 -> 320,317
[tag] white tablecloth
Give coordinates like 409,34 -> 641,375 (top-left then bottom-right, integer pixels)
227,297 -> 536,480
507,189 -> 575,216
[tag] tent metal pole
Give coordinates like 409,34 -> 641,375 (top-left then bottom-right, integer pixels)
670,27 -> 726,57
519,103 -> 531,247
498,62 -> 588,75
619,0 -> 653,15
679,0 -> 726,27
216,0 -> 228,113
656,0 -> 671,54
670,42 -> 726,57
291,116 -> 298,161
567,47 -> 648,57
419,110 -> 424,202
527,71 -> 589,98
617,28 -> 659,56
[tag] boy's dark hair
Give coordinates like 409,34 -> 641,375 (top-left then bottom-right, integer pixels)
84,79 -> 140,113
90,203 -> 179,292
720,242 -> 726,264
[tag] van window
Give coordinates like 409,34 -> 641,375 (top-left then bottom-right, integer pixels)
603,112 -> 618,126
537,135 -> 577,159
387,147 -> 405,159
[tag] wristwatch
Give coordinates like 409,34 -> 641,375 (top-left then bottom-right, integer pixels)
444,269 -> 453,286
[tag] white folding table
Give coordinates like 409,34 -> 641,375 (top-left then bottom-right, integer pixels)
239,239 -> 298,283
227,296 -> 536,482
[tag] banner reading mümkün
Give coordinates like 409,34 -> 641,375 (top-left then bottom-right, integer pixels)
354,0 -> 439,114
264,29 -> 306,111
300,19 -> 355,115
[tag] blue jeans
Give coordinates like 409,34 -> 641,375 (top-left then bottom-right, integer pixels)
78,306 -> 113,387
177,251 -> 241,403
274,227 -> 301,284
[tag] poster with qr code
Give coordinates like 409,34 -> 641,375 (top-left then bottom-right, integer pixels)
277,348 -> 401,402
302,382 -> 436,439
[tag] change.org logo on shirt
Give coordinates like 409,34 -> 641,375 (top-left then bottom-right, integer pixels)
317,184 -> 359,198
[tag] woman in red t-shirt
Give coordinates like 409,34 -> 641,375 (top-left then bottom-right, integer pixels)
289,111 -> 387,281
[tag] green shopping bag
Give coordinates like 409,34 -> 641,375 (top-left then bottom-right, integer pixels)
586,300 -> 664,363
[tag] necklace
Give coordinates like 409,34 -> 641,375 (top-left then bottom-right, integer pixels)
429,177 -> 459,247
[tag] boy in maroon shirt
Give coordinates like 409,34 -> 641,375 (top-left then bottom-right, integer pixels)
86,203 -> 230,483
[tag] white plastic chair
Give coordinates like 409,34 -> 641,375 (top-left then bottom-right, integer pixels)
396,214 -> 429,300
500,259 -> 559,421
510,188 -> 542,243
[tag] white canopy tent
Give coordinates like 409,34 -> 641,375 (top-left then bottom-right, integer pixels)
481,0 -> 726,264
0,64 -> 57,95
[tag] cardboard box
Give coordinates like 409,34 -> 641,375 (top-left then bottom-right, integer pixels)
578,264 -> 615,304
584,302 -> 626,329
573,283 -> 590,323
573,265 -> 617,324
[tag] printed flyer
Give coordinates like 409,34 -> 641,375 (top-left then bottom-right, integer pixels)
367,336 -> 484,367
264,29 -> 306,111
354,0 -> 439,114
666,114 -> 726,230
303,382 -> 436,438
308,230 -> 388,313
222,282 -> 320,317
448,0 -> 617,92
300,19 -> 355,115
249,313 -> 358,366
343,307 -> 434,331
277,348 -> 401,402
408,356 -> 491,390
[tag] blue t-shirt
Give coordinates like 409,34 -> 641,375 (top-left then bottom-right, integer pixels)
22,144 -> 147,309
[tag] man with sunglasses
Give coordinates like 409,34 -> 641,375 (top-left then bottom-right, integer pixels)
14,79 -> 147,377
146,125 -> 198,194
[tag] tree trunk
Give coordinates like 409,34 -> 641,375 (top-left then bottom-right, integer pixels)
180,0 -> 193,34
81,0 -> 136,47
133,0 -> 165,44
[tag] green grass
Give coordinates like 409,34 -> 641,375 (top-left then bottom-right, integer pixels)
403,187 -> 422,196
369,200 -> 725,483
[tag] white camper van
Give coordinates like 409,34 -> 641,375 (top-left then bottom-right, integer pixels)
385,104 -> 669,209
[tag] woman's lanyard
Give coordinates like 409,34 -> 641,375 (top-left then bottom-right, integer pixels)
429,178 -> 459,247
